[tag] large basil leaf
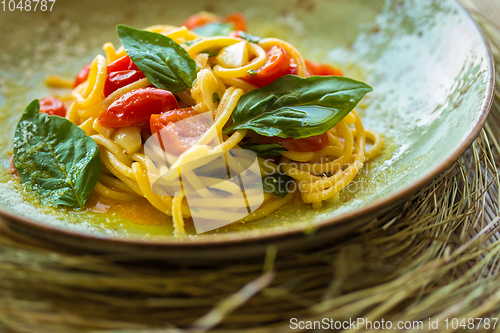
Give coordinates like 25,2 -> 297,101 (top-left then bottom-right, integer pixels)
224,75 -> 372,138
193,22 -> 234,37
13,100 -> 100,209
262,173 -> 292,198
240,143 -> 286,157
117,25 -> 198,93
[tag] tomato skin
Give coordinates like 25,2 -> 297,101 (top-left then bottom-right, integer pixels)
182,13 -> 219,30
104,56 -> 146,97
227,34 -> 298,78
183,12 -> 247,32
242,45 -> 293,88
107,55 -> 139,72
289,58 -> 298,75
98,87 -> 179,128
74,64 -> 91,88
150,107 -> 198,135
104,70 -> 146,97
150,107 -> 199,155
305,59 -> 343,76
39,96 -> 67,117
74,56 -> 144,94
225,13 -> 247,31
259,133 -> 329,152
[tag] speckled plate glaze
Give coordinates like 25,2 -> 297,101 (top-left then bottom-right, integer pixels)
0,0 -> 494,261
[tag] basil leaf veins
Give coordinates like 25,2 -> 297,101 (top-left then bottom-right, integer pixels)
224,75 -> 372,138
117,25 -> 198,93
13,100 -> 100,209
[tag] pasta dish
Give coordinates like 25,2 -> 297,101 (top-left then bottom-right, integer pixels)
10,12 -> 383,235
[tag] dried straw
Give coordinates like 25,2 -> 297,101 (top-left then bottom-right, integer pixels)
1,3 -> 500,332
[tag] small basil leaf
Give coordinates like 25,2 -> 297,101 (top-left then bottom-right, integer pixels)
194,22 -> 234,37
237,31 -> 263,43
212,92 -> 220,103
13,100 -> 100,209
201,49 -> 220,57
224,75 -> 372,138
262,173 -> 292,198
240,143 -> 286,157
117,25 -> 198,93
183,38 -> 202,46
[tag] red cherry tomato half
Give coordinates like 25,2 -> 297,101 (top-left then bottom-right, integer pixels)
183,12 -> 247,32
242,45 -> 293,88
104,56 -> 146,97
73,64 -> 91,88
150,107 -> 200,155
104,70 -> 146,97
39,96 -> 67,117
150,107 -> 198,135
107,55 -> 140,72
98,87 -> 179,128
182,13 -> 219,30
225,13 -> 247,31
305,59 -> 343,76
259,133 -> 329,152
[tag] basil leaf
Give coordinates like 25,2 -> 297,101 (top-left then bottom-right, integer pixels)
240,143 -> 286,157
212,93 -> 220,103
117,25 -> 198,93
237,31 -> 263,43
262,173 -> 292,198
224,75 -> 372,138
201,49 -> 220,57
183,38 -> 202,46
13,100 -> 100,209
193,22 -> 234,37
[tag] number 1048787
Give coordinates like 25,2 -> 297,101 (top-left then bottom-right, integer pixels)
2,0 -> 56,11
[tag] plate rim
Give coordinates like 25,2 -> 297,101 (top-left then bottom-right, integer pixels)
0,0 -> 495,248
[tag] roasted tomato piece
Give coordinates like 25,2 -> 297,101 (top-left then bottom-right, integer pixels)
242,45 -> 293,88
73,64 -> 91,88
98,87 -> 179,128
150,107 -> 198,135
39,96 -> 67,117
107,55 -> 140,72
224,13 -> 247,31
182,12 -> 219,30
151,107 -> 212,155
104,70 -> 146,97
305,59 -> 343,76
183,12 -> 247,32
104,56 -> 146,97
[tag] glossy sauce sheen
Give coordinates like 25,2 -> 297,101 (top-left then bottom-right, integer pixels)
85,192 -> 169,226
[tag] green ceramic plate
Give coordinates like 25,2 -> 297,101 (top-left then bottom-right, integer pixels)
0,0 -> 494,260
